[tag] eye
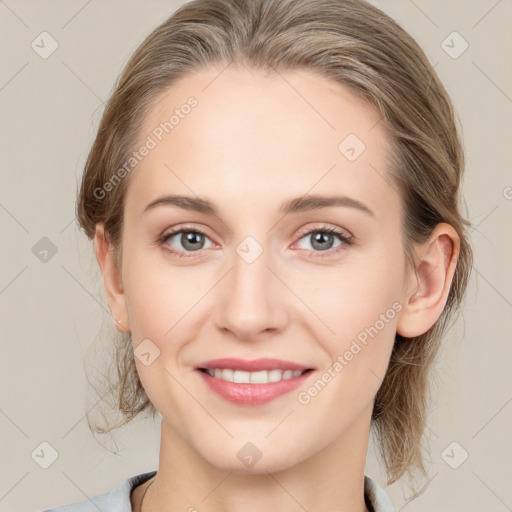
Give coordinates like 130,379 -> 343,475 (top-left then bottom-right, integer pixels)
157,224 -> 353,259
158,227 -> 215,258
294,225 -> 353,257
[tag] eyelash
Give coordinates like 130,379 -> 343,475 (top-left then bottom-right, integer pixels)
157,225 -> 353,259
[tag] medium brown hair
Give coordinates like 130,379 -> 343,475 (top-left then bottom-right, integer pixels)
77,0 -> 473,495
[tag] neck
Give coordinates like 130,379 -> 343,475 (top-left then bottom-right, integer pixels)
140,409 -> 373,512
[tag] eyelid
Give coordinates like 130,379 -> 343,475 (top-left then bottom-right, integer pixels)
159,223 -> 215,240
296,223 -> 353,240
157,224 -> 217,253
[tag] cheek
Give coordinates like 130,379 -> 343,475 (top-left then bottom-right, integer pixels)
306,245 -> 405,368
307,258 -> 403,329
298,274 -> 402,417
122,252 -> 201,408
122,251 -> 220,383
121,238 -> 199,335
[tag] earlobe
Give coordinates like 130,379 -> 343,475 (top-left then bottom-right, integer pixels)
93,223 -> 130,333
396,223 -> 460,339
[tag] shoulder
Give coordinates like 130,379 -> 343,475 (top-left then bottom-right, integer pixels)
40,470 -> 157,512
364,474 -> 397,512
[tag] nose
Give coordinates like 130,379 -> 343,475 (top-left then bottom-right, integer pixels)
214,245 -> 288,341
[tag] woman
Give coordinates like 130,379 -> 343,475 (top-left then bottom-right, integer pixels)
44,0 -> 473,510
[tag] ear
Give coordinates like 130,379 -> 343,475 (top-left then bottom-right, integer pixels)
93,223 -> 130,333
396,223 -> 460,338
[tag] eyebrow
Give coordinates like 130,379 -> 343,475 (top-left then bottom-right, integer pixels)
143,194 -> 375,218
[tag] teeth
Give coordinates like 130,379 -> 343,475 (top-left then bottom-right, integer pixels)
205,368 -> 303,383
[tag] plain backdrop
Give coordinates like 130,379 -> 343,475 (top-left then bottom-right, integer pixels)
0,1 -> 511,511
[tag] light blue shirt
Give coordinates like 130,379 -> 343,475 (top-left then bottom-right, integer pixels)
41,470 -> 397,511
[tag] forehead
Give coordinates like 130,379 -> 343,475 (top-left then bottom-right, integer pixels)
126,65 -> 399,223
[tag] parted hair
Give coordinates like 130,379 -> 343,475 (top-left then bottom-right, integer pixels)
76,0 -> 473,495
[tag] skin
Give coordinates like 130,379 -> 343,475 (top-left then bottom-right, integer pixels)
94,65 -> 460,512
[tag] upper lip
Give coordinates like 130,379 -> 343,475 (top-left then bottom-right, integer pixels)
195,358 -> 314,372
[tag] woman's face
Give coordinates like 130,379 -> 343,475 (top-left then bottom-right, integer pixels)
116,66 -> 413,472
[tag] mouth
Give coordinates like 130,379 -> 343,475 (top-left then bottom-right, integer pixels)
194,358 -> 316,406
197,367 -> 314,384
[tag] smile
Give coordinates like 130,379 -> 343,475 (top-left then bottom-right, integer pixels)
198,368 -> 311,384
196,367 -> 315,406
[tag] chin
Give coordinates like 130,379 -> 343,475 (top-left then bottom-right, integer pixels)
196,438 -> 308,475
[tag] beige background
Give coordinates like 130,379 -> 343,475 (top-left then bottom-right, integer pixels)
1,1 -> 511,510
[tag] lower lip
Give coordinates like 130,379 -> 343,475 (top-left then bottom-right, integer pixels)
196,369 -> 315,406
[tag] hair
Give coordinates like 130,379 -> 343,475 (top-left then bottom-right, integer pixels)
76,0 -> 473,496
